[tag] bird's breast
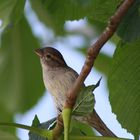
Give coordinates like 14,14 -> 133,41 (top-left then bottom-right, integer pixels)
42,68 -> 78,111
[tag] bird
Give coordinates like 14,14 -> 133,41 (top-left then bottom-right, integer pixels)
35,46 -> 117,137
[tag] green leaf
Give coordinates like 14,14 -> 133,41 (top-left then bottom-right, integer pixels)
70,119 -> 95,136
73,79 -> 101,116
29,131 -> 46,140
30,0 -> 121,34
29,117 -> 56,140
30,0 -> 64,34
30,0 -> 96,34
108,40 -> 140,138
0,0 -> 25,29
0,130 -> 18,140
88,0 -> 121,23
31,115 -> 40,127
117,0 -> 140,42
0,15 -> 45,119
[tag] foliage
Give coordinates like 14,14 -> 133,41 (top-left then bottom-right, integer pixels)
0,0 -> 140,139
0,16 -> 44,122
117,0 -> 140,42
73,79 -> 101,115
108,40 -> 140,138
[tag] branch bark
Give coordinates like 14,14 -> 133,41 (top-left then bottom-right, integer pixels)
53,0 -> 135,139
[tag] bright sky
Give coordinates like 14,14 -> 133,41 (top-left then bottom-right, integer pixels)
15,1 -> 134,139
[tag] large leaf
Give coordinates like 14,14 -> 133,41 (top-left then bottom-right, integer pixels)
30,0 -> 121,34
0,16 -> 44,121
0,0 -> 25,29
87,0 -> 121,23
108,40 -> 140,138
117,0 -> 140,42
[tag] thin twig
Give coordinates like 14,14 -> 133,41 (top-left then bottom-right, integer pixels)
53,0 -> 135,139
52,115 -> 63,140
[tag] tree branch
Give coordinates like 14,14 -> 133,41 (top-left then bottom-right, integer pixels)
53,0 -> 135,139
65,0 -> 135,108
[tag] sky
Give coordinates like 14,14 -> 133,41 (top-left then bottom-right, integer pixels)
15,1 -> 134,139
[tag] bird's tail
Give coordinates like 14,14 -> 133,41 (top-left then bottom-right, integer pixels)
75,110 -> 117,137
87,110 -> 117,137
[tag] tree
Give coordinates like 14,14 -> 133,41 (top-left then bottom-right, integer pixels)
0,0 -> 139,140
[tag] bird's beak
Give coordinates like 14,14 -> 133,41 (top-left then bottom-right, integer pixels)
35,49 -> 43,57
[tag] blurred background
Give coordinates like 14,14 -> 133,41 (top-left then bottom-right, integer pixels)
0,0 -> 135,139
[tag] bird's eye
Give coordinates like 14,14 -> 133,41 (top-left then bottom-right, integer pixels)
45,54 -> 52,60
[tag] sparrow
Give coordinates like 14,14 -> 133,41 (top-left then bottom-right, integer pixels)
35,47 -> 116,137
